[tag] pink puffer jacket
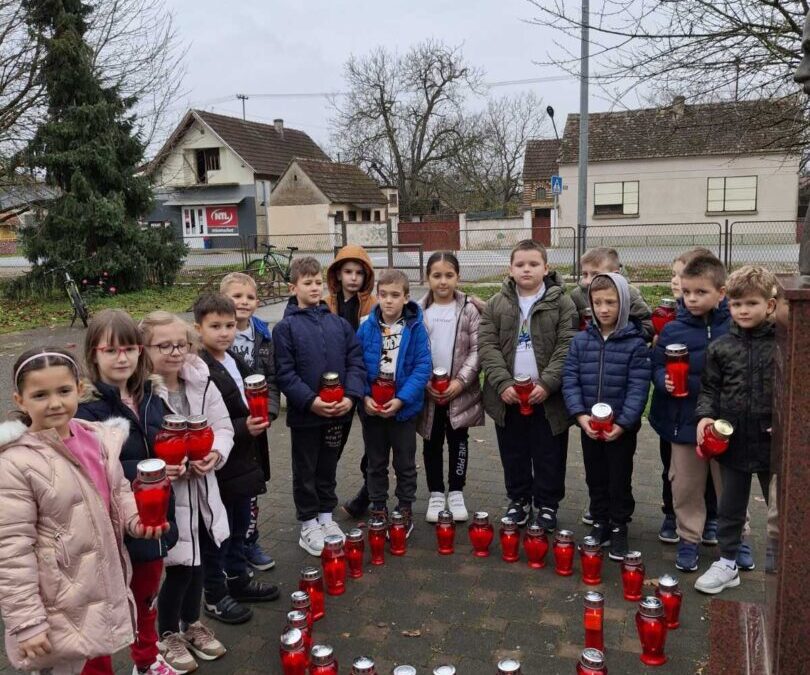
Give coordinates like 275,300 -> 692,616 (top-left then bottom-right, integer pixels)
0,417 -> 139,671
417,291 -> 486,436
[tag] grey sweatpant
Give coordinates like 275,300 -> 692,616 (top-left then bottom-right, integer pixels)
362,414 -> 418,507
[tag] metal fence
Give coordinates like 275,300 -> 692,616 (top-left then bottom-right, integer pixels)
726,220 -> 800,274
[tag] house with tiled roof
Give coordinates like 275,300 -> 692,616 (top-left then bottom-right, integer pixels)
267,158 -> 398,241
556,96 -> 801,237
522,138 -> 562,242
145,109 -> 329,247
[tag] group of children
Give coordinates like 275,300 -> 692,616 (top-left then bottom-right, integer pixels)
0,239 -> 777,673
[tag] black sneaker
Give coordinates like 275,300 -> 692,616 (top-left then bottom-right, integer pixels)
582,509 -> 594,526
505,500 -> 531,527
342,484 -> 371,519
396,505 -> 415,539
369,503 -> 389,524
589,522 -> 611,547
226,574 -> 280,603
203,594 -> 253,624
608,525 -> 629,561
537,507 -> 558,533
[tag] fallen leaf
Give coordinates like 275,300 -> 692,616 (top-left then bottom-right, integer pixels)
401,629 -> 421,638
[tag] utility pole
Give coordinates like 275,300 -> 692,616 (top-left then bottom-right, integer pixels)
236,94 -> 248,120
577,0 -> 590,265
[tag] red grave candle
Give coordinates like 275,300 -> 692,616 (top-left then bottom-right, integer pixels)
436,509 -> 456,555
368,517 -> 387,565
697,420 -> 734,460
652,298 -> 677,335
389,511 -> 408,556
319,372 -> 344,404
185,414 -> 214,462
579,535 -> 604,585
579,307 -> 593,332
432,367 -> 450,404
132,459 -> 171,528
431,667 -> 455,675
577,648 -> 608,675
393,667 -> 417,675
371,372 -> 396,409
665,344 -> 689,398
553,530 -> 575,576
345,528 -> 365,578
589,403 -> 614,441
513,374 -> 534,416
290,591 -> 312,631
279,628 -> 308,675
636,596 -> 668,666
621,551 -> 646,601
523,524 -> 548,569
153,415 -> 187,466
499,517 -> 520,563
497,658 -> 522,674
350,656 -> 377,674
655,574 -> 683,630
309,644 -> 339,674
321,535 -> 347,596
583,591 -> 605,653
244,374 -> 270,424
298,567 -> 325,622
468,511 -> 494,557
285,610 -> 311,654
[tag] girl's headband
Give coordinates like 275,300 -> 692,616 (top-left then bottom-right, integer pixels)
14,352 -> 80,392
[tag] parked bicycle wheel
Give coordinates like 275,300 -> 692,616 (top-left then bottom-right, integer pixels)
245,258 -> 266,276
66,280 -> 89,327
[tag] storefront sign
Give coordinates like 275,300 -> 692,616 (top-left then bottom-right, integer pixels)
205,205 -> 238,233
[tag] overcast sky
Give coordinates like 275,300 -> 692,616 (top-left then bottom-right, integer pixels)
166,0 -> 598,150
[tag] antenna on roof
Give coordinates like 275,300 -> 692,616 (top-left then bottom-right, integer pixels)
236,94 -> 249,120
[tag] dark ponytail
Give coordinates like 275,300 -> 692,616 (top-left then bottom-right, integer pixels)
425,251 -> 460,276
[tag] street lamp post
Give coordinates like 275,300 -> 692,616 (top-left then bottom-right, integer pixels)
577,0 -> 590,266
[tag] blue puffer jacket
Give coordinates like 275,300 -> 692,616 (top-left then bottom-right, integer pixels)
273,298 -> 367,428
562,273 -> 651,431
357,301 -> 432,422
649,298 -> 731,443
76,378 -> 179,562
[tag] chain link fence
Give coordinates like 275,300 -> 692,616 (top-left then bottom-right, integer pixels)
727,220 -> 801,274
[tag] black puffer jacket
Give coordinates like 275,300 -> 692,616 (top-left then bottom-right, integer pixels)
695,321 -> 775,472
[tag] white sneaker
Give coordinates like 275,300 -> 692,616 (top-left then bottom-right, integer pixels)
157,632 -> 198,673
694,560 -> 741,595
132,654 -> 181,675
299,523 -> 326,556
425,492 -> 446,523
447,491 -> 468,522
321,520 -> 345,542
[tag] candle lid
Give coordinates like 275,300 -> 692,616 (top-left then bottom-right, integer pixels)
497,658 -> 521,673
526,523 -> 547,538
300,565 -> 322,581
712,419 -> 734,438
555,529 -> 574,544
623,550 -> 643,565
390,511 -> 405,525
432,366 -> 449,378
324,534 -> 344,550
579,648 -> 606,669
376,371 -> 395,382
660,297 -> 677,309
290,590 -> 310,608
244,373 -> 266,390
513,373 -> 532,385
321,371 -> 340,385
584,590 -> 604,609
286,610 -> 307,628
310,644 -> 335,666
500,516 -> 518,531
161,414 -> 187,431
437,509 -> 454,525
186,414 -> 208,430
639,596 -> 664,617
347,528 -> 364,542
280,628 -> 303,651
665,343 -> 688,356
351,656 -> 375,673
472,511 -> 490,525
434,667 -> 456,675
591,402 -> 613,419
393,666 -> 417,675
583,307 -> 593,317
368,517 -> 387,531
580,535 -> 602,553
658,574 -> 680,590
136,458 -> 167,483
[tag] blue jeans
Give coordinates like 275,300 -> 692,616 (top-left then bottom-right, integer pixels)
201,496 -> 251,601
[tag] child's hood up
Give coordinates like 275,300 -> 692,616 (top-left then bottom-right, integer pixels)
327,245 -> 375,296
588,272 -> 631,332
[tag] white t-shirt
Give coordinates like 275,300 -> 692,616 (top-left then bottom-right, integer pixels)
513,285 -> 546,382
221,352 -> 248,406
424,302 -> 457,373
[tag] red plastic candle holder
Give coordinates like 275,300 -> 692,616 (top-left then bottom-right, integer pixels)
513,374 -> 533,416
319,372 -> 345,404
244,374 -> 270,424
279,628 -> 308,675
665,344 -> 689,398
579,307 -> 593,332
309,644 -> 338,674
577,648 -> 607,674
636,596 -> 668,666
298,567 -> 325,622
697,420 -> 734,460
590,403 -> 614,440
553,530 -> 575,576
285,610 -> 311,655
497,658 -> 522,674
368,517 -> 387,565
655,574 -> 683,630
523,524 -> 548,569
583,590 -> 605,653
132,459 -> 171,528
371,372 -> 396,409
153,415 -> 187,466
432,367 -> 450,404
621,551 -> 646,601
185,415 -> 214,462
579,536 -> 604,585
389,511 -> 408,556
652,298 -> 677,335
350,656 -> 377,674
321,535 -> 347,596
436,510 -> 456,555
499,517 -> 520,562
468,511 -> 494,557
290,591 -> 312,630
345,528 -> 365,578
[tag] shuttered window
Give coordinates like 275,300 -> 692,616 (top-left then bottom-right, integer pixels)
707,176 -> 757,213
594,181 -> 639,216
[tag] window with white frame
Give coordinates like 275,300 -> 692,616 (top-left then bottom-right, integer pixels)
707,176 -> 757,213
593,181 -> 639,216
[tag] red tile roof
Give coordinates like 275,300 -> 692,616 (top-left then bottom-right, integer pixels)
523,139 -> 561,182
290,158 -> 386,205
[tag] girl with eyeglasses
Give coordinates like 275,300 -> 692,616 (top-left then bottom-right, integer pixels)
77,309 -> 181,675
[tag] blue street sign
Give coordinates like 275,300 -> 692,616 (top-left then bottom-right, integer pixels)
551,175 -> 563,195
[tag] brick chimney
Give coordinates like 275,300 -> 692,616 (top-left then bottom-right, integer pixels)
274,118 -> 284,136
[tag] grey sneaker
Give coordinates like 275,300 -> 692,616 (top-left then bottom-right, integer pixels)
158,632 -> 198,673
180,621 -> 226,661
694,561 -> 740,595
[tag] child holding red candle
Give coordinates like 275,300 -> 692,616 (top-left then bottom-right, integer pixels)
220,272 -> 281,573
357,269 -> 432,533
694,266 -> 776,594
0,348 -> 166,675
273,257 -> 366,556
562,273 -> 651,560
650,254 -> 733,574
77,310 -> 180,675
417,252 -> 485,523
479,239 -> 577,532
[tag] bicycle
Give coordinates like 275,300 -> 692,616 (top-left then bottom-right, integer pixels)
46,262 -> 90,328
245,243 -> 298,282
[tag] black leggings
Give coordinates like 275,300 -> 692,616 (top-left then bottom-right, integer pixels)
422,405 -> 469,493
158,564 -> 203,634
